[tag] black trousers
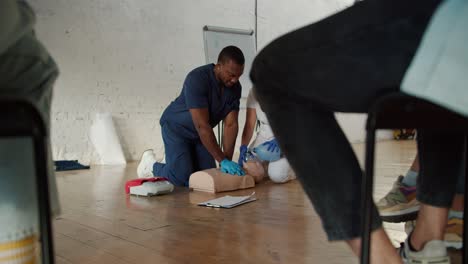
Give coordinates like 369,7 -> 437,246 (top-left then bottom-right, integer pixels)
249,0 -> 456,240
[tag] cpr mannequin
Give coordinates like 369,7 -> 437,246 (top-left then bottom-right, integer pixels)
243,160 -> 266,183
189,165 -> 264,193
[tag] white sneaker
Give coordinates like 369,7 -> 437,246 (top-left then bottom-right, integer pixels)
399,238 -> 450,264
137,149 -> 157,178
405,219 -> 463,250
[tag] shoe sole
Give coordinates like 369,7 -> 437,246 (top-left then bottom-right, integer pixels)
380,210 -> 419,223
407,256 -> 450,264
445,241 -> 462,250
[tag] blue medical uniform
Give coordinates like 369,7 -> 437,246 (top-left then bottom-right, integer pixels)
155,64 -> 241,186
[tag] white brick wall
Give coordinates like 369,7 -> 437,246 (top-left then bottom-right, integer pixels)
29,0 -> 384,164
30,0 -> 254,163
257,0 -> 392,143
257,0 -> 354,50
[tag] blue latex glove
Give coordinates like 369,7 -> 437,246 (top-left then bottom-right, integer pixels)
238,145 -> 248,167
220,159 -> 245,176
262,138 -> 280,153
253,138 -> 281,162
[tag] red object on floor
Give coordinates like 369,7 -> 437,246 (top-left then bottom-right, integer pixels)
125,177 -> 169,194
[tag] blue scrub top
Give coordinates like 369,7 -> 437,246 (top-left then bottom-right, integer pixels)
160,64 -> 241,139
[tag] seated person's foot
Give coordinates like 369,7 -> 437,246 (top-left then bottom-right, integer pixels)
137,149 -> 157,178
399,238 -> 450,264
405,214 -> 463,250
377,176 -> 419,222
444,217 -> 463,250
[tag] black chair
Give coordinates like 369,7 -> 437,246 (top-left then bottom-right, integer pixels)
0,98 -> 55,264
360,93 -> 468,264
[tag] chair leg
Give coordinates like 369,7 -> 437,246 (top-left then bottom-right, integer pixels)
361,129 -> 376,264
463,135 -> 468,264
35,137 -> 55,264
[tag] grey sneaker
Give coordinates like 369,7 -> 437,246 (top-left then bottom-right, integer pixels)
399,238 -> 450,264
377,176 -> 420,222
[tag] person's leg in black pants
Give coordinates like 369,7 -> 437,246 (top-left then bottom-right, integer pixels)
250,0 -> 441,261
410,132 -> 466,250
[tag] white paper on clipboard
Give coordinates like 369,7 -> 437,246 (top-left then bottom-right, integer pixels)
198,192 -> 256,209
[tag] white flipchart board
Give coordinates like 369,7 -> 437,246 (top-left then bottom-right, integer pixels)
203,26 -> 256,99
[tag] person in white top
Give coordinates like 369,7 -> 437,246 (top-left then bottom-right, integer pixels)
238,89 -> 294,183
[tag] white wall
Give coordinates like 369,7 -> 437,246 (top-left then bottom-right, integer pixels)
257,0 -> 354,50
30,0 -> 254,163
257,0 -> 392,143
30,0 -> 387,164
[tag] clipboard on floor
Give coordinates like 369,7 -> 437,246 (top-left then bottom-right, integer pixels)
198,192 -> 256,209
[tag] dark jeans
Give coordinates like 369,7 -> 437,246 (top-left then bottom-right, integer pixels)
153,123 -> 216,187
250,0 -> 449,240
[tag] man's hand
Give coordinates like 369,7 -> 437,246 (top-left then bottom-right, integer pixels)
253,138 -> 281,162
220,159 -> 245,176
262,139 -> 280,153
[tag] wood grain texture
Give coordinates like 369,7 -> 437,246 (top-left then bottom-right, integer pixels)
53,141 -> 461,263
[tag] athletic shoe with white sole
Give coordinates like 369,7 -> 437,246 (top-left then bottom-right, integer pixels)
137,149 -> 157,178
377,176 -> 420,222
404,217 -> 463,250
444,218 -> 463,250
399,238 -> 450,264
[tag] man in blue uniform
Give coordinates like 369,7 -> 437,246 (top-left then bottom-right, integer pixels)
138,46 -> 245,186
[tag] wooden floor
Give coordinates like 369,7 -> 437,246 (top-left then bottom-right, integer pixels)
52,140 -> 461,264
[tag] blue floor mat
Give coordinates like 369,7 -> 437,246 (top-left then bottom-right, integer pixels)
54,160 -> 90,171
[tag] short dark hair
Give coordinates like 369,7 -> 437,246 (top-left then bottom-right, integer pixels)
217,46 -> 245,65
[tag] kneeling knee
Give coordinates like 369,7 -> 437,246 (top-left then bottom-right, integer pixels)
269,172 -> 291,183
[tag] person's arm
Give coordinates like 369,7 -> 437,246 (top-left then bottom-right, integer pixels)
222,110 -> 239,160
237,89 -> 257,166
184,71 -> 226,163
189,108 -> 226,162
241,108 -> 257,146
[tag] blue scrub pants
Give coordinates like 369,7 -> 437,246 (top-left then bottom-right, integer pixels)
153,122 -> 216,186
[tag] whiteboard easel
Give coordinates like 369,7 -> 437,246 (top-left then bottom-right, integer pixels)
203,26 -> 256,99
